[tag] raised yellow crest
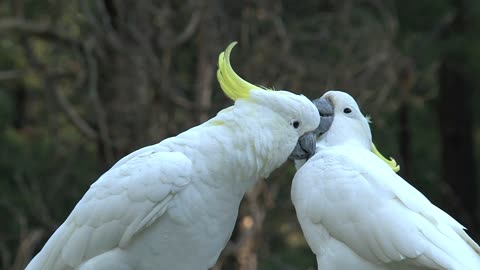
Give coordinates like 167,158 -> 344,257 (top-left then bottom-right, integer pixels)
217,42 -> 260,100
372,143 -> 400,173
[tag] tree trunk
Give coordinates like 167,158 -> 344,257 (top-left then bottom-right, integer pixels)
437,0 -> 478,239
194,1 -> 218,124
13,84 -> 26,129
397,61 -> 415,181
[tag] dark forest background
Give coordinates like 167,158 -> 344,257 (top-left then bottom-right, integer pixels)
0,0 -> 479,269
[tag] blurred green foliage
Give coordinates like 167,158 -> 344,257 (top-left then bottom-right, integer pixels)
0,0 -> 479,269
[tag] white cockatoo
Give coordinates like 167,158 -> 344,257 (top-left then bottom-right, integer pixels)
291,90 -> 480,270
26,42 -> 320,270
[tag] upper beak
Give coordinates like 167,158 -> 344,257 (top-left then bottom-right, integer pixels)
288,132 -> 316,160
312,97 -> 334,136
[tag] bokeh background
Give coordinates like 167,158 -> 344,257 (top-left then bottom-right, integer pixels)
1,0 -> 479,269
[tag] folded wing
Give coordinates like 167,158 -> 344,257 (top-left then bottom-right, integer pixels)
26,150 -> 192,270
296,147 -> 480,270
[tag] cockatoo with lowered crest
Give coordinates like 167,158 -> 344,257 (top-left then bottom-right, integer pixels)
26,42 -> 320,270
291,90 -> 480,270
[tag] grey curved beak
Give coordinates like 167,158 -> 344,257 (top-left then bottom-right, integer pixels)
288,132 -> 316,160
288,96 -> 335,161
312,97 -> 334,136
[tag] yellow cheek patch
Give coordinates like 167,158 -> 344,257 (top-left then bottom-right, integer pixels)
211,120 -> 225,126
217,42 -> 260,101
372,143 -> 400,173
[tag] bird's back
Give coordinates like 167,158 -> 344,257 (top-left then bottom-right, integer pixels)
292,145 -> 480,270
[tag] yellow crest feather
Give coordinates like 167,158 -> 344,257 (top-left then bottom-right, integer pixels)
217,42 -> 260,100
371,143 -> 400,173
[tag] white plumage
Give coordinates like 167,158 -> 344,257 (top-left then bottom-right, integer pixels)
26,43 -> 320,270
292,90 -> 480,270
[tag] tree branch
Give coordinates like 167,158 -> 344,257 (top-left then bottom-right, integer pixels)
157,9 -> 202,49
0,18 -> 81,48
53,85 -> 98,140
0,70 -> 24,81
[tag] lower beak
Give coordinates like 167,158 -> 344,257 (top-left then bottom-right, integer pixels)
288,132 -> 317,160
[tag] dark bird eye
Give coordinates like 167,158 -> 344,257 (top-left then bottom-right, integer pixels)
344,108 -> 352,114
293,121 -> 300,129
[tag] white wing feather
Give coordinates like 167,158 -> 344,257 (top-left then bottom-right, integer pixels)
293,145 -> 480,270
26,149 -> 192,270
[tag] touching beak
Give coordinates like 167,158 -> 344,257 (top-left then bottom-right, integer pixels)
312,97 -> 334,137
289,132 -> 317,160
289,96 -> 335,161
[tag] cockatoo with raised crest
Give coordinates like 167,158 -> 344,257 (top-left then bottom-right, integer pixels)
26,42 -> 320,270
291,90 -> 480,270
